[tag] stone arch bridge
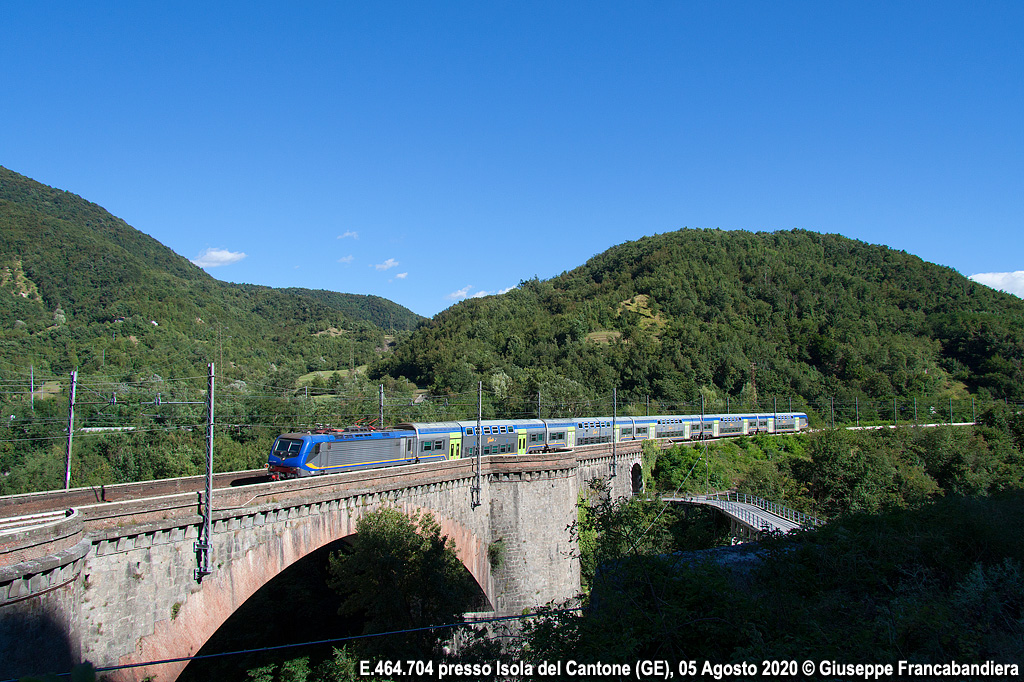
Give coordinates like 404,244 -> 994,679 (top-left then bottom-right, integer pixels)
0,445 -> 645,681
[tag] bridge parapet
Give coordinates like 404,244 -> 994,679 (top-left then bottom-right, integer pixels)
1,509 -> 83,566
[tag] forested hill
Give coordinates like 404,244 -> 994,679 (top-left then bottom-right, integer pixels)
279,288 -> 423,331
0,166 -> 421,385
372,229 -> 1024,407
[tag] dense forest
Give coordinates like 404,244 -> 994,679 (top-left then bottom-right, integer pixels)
373,229 -> 1024,411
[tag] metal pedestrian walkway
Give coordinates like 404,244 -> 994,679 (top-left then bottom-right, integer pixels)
664,492 -> 822,538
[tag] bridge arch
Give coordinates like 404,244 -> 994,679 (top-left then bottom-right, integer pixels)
123,499 -> 492,682
2,453 -> 586,682
631,463 -> 643,494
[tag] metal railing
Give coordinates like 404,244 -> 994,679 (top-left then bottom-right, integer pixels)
704,497 -> 777,533
704,491 -> 822,528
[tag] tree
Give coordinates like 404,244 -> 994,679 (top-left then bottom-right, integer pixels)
326,508 -> 480,660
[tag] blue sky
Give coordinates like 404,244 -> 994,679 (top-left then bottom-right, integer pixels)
2,2 -> 1022,317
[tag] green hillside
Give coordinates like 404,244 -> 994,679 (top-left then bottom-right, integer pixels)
0,165 -> 421,386
3,166 -> 1023,495
373,229 -> 1024,408
280,288 -> 423,332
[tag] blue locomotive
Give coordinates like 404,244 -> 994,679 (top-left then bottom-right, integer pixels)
267,411 -> 809,479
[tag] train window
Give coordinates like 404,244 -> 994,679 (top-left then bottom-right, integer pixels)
434,440 -> 443,450
274,439 -> 303,455
551,432 -> 564,440
422,441 -> 432,451
499,426 -> 506,433
467,427 -> 474,435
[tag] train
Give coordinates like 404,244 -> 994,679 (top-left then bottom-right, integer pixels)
266,411 -> 810,480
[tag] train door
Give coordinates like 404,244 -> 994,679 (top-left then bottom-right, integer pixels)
449,433 -> 461,460
518,430 -> 526,454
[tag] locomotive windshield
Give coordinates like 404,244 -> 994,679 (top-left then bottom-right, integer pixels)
273,438 -> 304,456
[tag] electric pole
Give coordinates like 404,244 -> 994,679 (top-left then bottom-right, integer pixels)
65,370 -> 77,490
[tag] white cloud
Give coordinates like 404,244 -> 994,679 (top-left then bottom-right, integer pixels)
969,271 -> 1024,297
447,285 -> 473,300
338,255 -> 354,264
373,258 -> 399,271
191,248 -> 246,268
446,284 -> 514,301
394,272 -> 408,279
338,231 -> 359,240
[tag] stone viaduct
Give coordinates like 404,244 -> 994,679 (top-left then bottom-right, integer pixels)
0,444 -> 645,681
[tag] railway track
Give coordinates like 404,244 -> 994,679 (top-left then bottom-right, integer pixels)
0,468 -> 270,520
1,421 -> 975,522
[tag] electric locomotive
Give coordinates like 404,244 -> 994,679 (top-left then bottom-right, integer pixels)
267,411 -> 808,479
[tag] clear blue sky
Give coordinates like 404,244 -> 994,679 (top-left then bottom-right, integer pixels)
3,2 -> 1022,317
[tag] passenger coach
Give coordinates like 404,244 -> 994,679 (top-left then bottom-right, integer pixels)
267,412 -> 808,479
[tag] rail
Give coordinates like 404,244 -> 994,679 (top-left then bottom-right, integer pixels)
0,509 -> 75,536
